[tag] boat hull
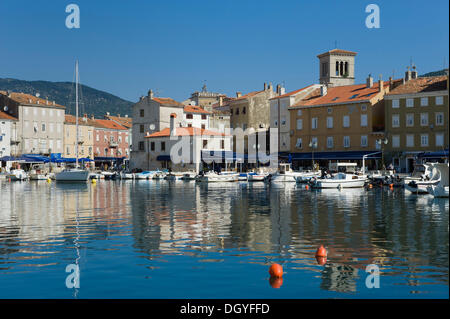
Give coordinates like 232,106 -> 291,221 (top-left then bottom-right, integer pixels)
55,169 -> 90,181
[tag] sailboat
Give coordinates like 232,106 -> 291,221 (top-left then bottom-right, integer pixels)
55,61 -> 90,182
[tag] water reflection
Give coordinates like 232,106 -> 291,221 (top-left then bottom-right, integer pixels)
0,180 -> 448,298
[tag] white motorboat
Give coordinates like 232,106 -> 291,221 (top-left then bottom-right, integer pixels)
135,171 -> 153,179
152,172 -> 166,180
310,172 -> 367,189
403,163 -> 434,185
101,171 -> 118,180
55,168 -> 90,182
247,172 -> 267,182
29,173 -> 52,180
426,163 -> 449,198
196,171 -> 239,182
119,172 -> 134,179
270,163 -> 304,183
404,163 -> 442,194
55,61 -> 89,182
295,171 -> 321,183
180,171 -> 197,181
7,169 -> 28,181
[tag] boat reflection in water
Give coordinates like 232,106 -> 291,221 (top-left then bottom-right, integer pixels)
0,180 -> 448,298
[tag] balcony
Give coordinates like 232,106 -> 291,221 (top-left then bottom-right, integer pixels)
109,141 -> 118,148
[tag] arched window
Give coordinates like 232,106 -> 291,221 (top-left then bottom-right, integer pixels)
336,61 -> 340,76
340,61 -> 344,76
344,62 -> 348,76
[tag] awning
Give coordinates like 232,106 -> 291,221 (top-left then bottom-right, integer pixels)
201,150 -> 270,162
285,150 -> 382,161
156,155 -> 171,161
94,156 -> 126,162
417,150 -> 449,159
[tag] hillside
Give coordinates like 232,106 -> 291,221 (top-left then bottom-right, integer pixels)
0,78 -> 134,118
420,69 -> 449,77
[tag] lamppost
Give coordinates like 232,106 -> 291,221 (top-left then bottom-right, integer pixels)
309,140 -> 317,170
376,137 -> 388,170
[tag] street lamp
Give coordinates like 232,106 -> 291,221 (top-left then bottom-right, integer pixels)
309,140 -> 318,170
376,137 -> 388,170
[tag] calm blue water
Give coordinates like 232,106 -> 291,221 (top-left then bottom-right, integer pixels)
0,180 -> 448,299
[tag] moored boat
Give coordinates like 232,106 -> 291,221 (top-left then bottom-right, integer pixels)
196,171 -> 239,182
310,172 -> 366,189
7,169 -> 28,181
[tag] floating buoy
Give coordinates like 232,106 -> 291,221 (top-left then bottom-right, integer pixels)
269,276 -> 283,289
305,185 -> 309,190
269,263 -> 283,278
315,256 -> 327,266
91,178 -> 97,184
315,245 -> 327,257
47,178 -> 52,183
369,184 -> 373,189
389,183 -> 394,188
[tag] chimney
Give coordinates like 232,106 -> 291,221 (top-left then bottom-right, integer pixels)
405,67 -> 412,82
117,114 -> 120,118
219,95 -> 223,106
148,89 -> 154,99
389,77 -> 393,90
236,92 -> 242,98
268,82 -> 273,91
366,74 -> 373,88
52,101 -> 55,105
320,85 -> 327,96
264,83 -> 267,90
378,75 -> 383,92
170,113 -> 177,136
91,114 -> 95,120
280,87 -> 286,95
411,65 -> 418,79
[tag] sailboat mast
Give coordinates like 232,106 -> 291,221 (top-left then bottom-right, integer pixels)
75,60 -> 79,169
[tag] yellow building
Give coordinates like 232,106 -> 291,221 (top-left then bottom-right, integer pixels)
63,114 -> 94,159
384,73 -> 449,173
288,76 -> 399,170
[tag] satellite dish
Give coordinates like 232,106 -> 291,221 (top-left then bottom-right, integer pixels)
149,124 -> 155,130
3,106 -> 8,111
181,120 -> 187,127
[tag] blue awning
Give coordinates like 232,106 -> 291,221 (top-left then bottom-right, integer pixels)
417,150 -> 449,159
156,155 -> 171,161
285,151 -> 382,160
94,156 -> 125,162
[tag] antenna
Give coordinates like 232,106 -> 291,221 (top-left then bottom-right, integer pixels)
334,40 -> 337,49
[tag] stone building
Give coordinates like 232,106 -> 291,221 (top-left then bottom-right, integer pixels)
0,110 -> 17,158
0,91 -> 65,156
318,49 -> 357,87
63,114 -> 95,159
185,84 -> 225,112
384,70 -> 449,172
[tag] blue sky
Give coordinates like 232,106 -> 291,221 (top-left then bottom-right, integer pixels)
0,0 -> 448,103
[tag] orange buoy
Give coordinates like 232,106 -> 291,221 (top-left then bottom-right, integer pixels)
315,256 -> 327,266
269,263 -> 283,278
269,276 -> 283,289
389,183 -> 394,188
315,245 -> 327,257
369,184 -> 373,189
305,185 -> 309,190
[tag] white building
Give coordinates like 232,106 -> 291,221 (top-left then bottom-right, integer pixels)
144,113 -> 231,172
269,85 -> 321,152
0,110 -> 17,158
0,91 -> 65,156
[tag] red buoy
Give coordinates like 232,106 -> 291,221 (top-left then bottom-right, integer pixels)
305,185 -> 309,190
315,245 -> 327,257
269,263 -> 283,278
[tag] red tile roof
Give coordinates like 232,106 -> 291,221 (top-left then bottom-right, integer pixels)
270,85 -> 315,100
291,81 -> 392,108
0,110 -> 17,121
233,90 -> 265,101
183,105 -> 211,114
65,114 -> 95,126
387,76 -> 448,95
0,91 -> 64,108
92,119 -> 128,130
145,127 -> 226,138
152,97 -> 184,107
104,115 -> 132,128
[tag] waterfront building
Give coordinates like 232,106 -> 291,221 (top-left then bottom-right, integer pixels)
91,117 -> 130,168
288,74 -> 399,170
131,90 -> 185,169
384,70 -> 449,173
104,112 -> 133,157
270,84 -> 321,153
0,110 -> 17,158
63,114 -> 95,159
0,91 -> 65,156
144,113 -> 231,172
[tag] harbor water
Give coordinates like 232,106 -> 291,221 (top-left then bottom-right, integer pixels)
0,180 -> 448,298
